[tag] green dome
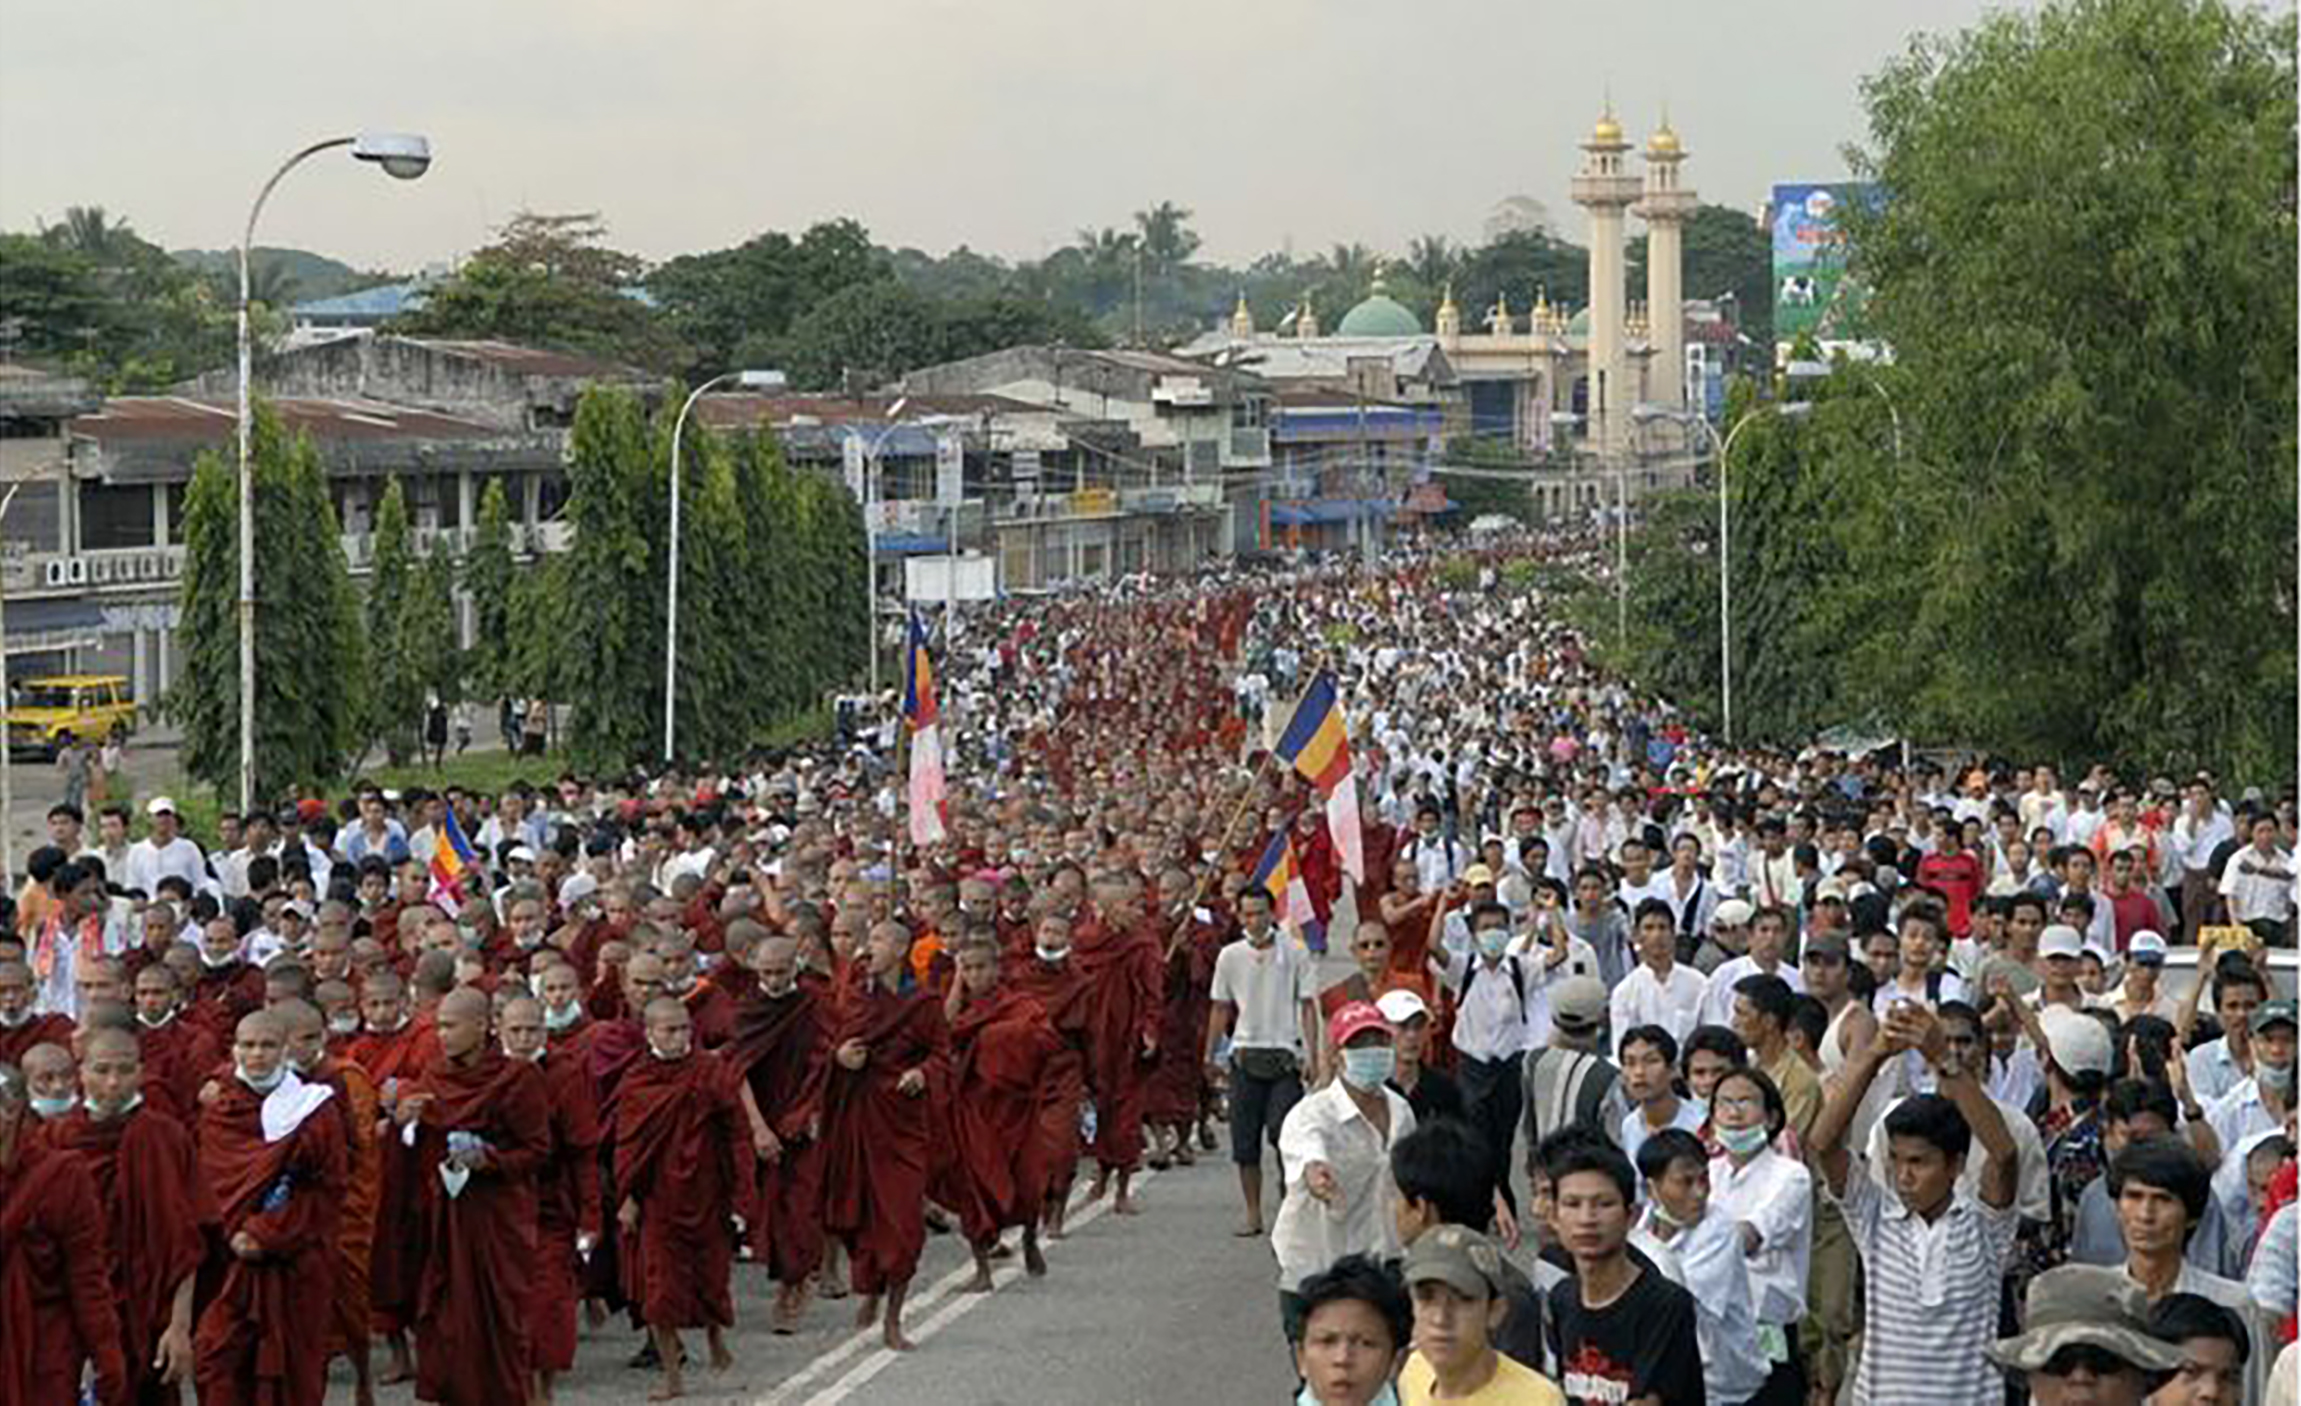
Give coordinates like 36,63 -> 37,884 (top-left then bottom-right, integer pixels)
1567,307 -> 1592,335
1336,292 -> 1421,338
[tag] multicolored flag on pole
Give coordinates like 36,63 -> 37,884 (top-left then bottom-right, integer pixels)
903,609 -> 949,846
1274,671 -> 1364,882
1248,828 -> 1321,937
428,805 -> 481,905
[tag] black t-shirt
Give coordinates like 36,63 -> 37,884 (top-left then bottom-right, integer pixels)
1544,1251 -> 1706,1406
1391,1066 -> 1467,1125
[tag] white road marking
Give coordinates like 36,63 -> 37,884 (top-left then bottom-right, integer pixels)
753,1169 -> 1160,1406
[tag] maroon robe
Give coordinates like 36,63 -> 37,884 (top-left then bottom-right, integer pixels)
410,1048 -> 551,1406
193,1074 -> 348,1406
347,1022 -> 434,1334
941,988 -> 1062,1244
612,1050 -> 748,1328
136,1015 -> 223,1128
819,972 -> 948,1294
51,1103 -> 214,1403
680,977 -> 738,1050
1008,952 -> 1094,1202
0,1010 -> 73,1067
1,1131 -> 129,1406
724,984 -> 830,1286
529,1045 -> 602,1374
1071,915 -> 1162,1171
184,961 -> 264,1044
1144,917 -> 1223,1126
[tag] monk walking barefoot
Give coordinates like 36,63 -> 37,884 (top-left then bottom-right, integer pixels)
939,930 -> 1061,1293
821,920 -> 948,1352
614,998 -> 748,1401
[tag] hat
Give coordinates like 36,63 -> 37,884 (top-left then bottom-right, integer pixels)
1327,1000 -> 1391,1050
1985,1265 -> 2186,1376
2039,924 -> 2086,961
2039,1005 -> 2113,1078
2126,931 -> 2167,966
1462,863 -> 1497,887
297,797 -> 327,824
1801,930 -> 1851,960
1713,898 -> 1755,928
506,845 -> 537,865
558,872 -> 600,909
145,796 -> 178,817
1549,976 -> 1607,1032
2250,999 -> 2297,1037
1401,1224 -> 1507,1301
1375,989 -> 1430,1025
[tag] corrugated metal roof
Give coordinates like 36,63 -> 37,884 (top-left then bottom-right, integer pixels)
290,282 -> 430,320
72,396 -> 507,443
396,339 -> 635,379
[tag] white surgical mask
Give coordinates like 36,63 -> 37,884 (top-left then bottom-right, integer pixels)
237,1063 -> 287,1094
1718,1124 -> 1770,1158
1034,944 -> 1069,964
29,1092 -> 75,1120
760,977 -> 798,1000
542,1001 -> 581,1032
1339,1047 -> 1396,1091
327,1014 -> 360,1036
200,947 -> 240,969
85,1091 -> 142,1122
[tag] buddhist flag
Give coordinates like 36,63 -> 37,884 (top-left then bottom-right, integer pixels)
904,609 -> 948,846
1249,829 -> 1320,935
428,805 -> 480,905
1275,672 -> 1365,882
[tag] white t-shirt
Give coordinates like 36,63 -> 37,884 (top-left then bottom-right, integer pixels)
1210,934 -> 1317,1055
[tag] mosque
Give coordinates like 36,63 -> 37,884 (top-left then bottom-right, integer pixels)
1184,107 -> 1707,522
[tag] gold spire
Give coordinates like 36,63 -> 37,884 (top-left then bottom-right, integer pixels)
1230,289 -> 1255,339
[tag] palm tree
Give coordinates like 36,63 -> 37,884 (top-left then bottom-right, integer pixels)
1407,234 -> 1458,291
44,206 -> 136,260
1132,201 -> 1200,274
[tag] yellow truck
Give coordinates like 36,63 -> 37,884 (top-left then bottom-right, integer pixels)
5,674 -> 135,759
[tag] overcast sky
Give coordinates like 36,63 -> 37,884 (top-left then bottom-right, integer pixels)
1,0 -> 2024,273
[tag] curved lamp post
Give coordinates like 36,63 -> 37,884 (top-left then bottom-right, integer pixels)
664,369 -> 780,763
237,132 -> 430,812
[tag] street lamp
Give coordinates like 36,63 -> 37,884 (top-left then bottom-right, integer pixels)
237,131 -> 430,813
664,369 -> 781,763
849,398 -> 911,698
1633,399 -> 1810,745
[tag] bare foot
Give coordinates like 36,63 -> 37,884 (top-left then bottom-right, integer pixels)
1023,1237 -> 1048,1278
985,1240 -> 1015,1260
377,1363 -> 414,1387
707,1330 -> 734,1372
354,1384 -> 378,1406
649,1370 -> 683,1402
1115,1189 -> 1142,1215
962,1266 -> 994,1292
584,1300 -> 608,1330
817,1269 -> 850,1302
1083,1172 -> 1110,1203
882,1322 -> 915,1352
854,1294 -> 880,1330
1233,1216 -> 1263,1238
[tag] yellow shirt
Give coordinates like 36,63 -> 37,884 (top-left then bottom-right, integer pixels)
1400,1348 -> 1567,1406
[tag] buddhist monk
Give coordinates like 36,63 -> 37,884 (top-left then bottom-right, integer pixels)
130,961 -> 222,1126
278,998 -> 383,1406
1073,874 -> 1163,1215
501,992 -> 601,1405
1145,869 -> 1224,1168
1010,908 -> 1096,1237
0,1059 -> 128,1405
724,932 -> 830,1333
23,1039 -> 79,1125
536,959 -> 596,1058
52,1025 -> 211,1404
351,968 -> 433,1385
402,985 -> 550,1406
942,932 -> 1062,1289
193,1009 -> 347,1406
614,998 -> 747,1400
0,955 -> 72,1065
185,916 -> 263,1043
820,919 -> 948,1351
585,948 -> 670,1323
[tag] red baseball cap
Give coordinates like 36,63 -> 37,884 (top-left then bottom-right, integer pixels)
1327,1000 -> 1391,1049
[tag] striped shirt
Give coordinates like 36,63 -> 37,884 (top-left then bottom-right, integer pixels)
1840,1156 -> 2021,1406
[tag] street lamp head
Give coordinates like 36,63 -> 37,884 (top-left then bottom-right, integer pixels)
1631,402 -> 1691,425
1778,402 -> 1816,419
351,132 -> 432,181
886,396 -> 910,421
733,369 -> 785,391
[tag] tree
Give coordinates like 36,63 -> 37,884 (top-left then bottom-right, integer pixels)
171,403 -> 366,800
1133,201 -> 1201,275
394,210 -> 686,372
1627,203 -> 1774,348
557,387 -> 664,771
649,218 -> 891,374
364,479 -> 421,763
779,281 -> 947,392
408,537 -> 462,714
462,479 -> 518,703
1842,0 -> 2296,777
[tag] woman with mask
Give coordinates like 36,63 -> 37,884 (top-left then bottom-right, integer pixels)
1271,1002 -> 1418,1347
1706,1064 -> 1814,1405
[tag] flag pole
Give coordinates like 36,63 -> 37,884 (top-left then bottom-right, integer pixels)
1165,668 -> 1323,960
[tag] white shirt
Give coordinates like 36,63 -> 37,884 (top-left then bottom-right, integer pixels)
1608,962 -> 1710,1055
1633,1206 -> 1770,1405
1270,1082 -> 1416,1290
2220,845 -> 2295,924
1210,934 -> 1317,1055
1502,931 -> 1600,1048
2204,1078 -> 2284,1156
1701,955 -> 1805,1029
2186,1037 -> 2252,1106
1619,1098 -> 1707,1168
1710,1146 -> 1814,1325
1437,949 -> 1537,1062
125,835 -> 209,899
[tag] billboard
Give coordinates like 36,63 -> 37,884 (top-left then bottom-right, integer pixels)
1769,182 -> 1879,353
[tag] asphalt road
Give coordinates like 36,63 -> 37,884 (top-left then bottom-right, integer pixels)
322,1147 -> 1300,1406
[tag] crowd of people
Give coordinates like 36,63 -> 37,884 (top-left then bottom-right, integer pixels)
0,534 -> 2295,1406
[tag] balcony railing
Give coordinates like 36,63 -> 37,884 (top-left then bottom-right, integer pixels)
2,521 -> 574,595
